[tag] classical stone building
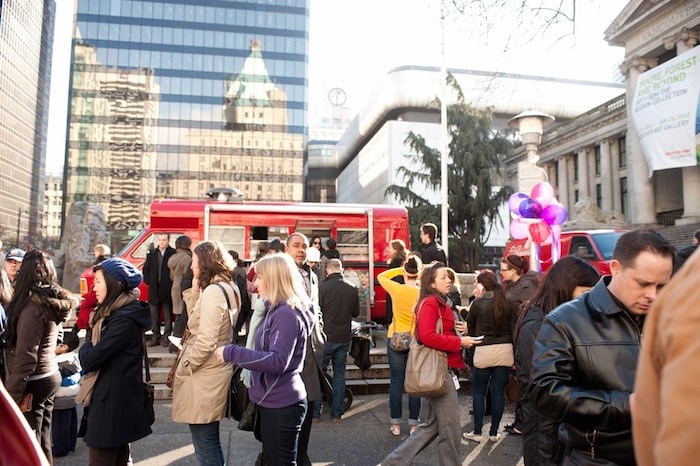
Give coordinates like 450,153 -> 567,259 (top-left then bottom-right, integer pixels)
505,0 -> 699,229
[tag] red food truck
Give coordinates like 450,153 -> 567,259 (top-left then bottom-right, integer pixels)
81,196 -> 410,322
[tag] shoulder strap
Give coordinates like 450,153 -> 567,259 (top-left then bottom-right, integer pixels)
215,282 -> 241,311
142,331 -> 151,382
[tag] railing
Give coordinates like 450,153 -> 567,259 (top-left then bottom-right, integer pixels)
656,209 -> 683,226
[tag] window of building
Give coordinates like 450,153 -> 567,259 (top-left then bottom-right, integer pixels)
575,189 -> 579,202
620,177 -> 628,217
618,136 -> 626,168
594,146 -> 601,175
596,184 -> 602,207
574,158 -> 579,181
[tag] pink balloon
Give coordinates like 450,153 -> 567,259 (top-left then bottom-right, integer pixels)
529,221 -> 551,243
541,204 -> 568,225
509,192 -> 529,214
510,219 -> 529,239
531,182 -> 555,207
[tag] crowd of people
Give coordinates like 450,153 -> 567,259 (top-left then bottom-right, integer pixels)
0,225 -> 698,465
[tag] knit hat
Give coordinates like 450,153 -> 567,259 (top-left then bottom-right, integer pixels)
99,258 -> 142,289
306,247 -> 321,263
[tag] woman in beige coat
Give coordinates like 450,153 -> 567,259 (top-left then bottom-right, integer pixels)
172,240 -> 239,466
168,235 -> 193,340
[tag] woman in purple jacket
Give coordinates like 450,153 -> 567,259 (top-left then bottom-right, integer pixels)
216,253 -> 314,464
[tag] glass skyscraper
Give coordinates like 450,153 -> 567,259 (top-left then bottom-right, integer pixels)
65,0 -> 309,248
0,0 -> 54,247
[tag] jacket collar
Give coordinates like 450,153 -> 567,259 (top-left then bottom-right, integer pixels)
588,276 -> 628,316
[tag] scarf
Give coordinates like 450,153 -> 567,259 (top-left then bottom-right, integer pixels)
76,289 -> 140,406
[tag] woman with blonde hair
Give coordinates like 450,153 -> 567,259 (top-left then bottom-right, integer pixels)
378,253 -> 422,436
216,253 -> 314,464
172,241 -> 239,466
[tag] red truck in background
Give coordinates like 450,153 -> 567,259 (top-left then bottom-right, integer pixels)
80,198 -> 410,323
502,229 -> 627,276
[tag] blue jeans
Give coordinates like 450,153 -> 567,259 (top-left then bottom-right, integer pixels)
189,421 -> 224,466
260,400 -> 307,465
386,342 -> 421,425
472,365 -> 510,436
314,341 -> 350,418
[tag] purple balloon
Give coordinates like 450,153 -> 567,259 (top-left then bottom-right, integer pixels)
519,199 -> 543,218
541,204 -> 568,225
508,193 -> 530,215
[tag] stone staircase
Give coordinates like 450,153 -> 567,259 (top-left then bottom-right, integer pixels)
655,221 -> 700,249
142,334 -> 392,400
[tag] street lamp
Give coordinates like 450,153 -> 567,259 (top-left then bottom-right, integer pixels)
508,110 -> 555,164
16,208 -> 28,248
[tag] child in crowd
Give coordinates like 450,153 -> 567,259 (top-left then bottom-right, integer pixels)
52,331 -> 82,457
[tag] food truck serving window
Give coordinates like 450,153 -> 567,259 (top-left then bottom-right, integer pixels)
336,229 -> 369,262
209,226 -> 245,253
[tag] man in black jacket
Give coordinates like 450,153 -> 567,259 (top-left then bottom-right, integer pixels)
142,234 -> 175,346
529,229 -> 674,466
314,259 -> 359,421
419,223 -> 447,265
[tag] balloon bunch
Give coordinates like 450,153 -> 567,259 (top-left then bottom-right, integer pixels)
508,182 -> 568,272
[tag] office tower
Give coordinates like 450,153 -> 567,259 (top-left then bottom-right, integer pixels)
65,1 -> 309,248
0,0 -> 55,247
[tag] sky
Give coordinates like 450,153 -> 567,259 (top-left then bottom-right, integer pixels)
45,0 -> 628,175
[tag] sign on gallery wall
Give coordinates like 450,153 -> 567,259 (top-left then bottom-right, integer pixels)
632,46 -> 700,176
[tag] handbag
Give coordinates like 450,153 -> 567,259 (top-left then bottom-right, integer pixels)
238,400 -> 261,441
389,331 -> 412,352
404,302 -> 450,398
142,332 -> 156,426
505,373 -> 518,403
227,365 -> 249,421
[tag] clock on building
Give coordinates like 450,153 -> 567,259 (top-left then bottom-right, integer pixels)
328,87 -> 347,107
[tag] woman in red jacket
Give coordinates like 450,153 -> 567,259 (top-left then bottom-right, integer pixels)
379,262 -> 482,466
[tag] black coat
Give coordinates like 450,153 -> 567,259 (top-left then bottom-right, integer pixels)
79,300 -> 152,448
673,243 -> 697,275
143,246 -> 176,305
420,241 -> 447,265
515,305 -> 562,466
529,277 -> 641,466
319,273 -> 360,343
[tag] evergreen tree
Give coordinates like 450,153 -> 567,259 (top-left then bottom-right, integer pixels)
386,74 -> 513,272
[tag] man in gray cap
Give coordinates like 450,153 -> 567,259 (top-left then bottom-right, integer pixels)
4,248 -> 25,286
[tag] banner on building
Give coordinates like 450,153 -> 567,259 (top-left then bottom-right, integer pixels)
631,46 -> 700,176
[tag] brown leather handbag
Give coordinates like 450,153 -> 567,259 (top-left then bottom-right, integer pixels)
403,303 -> 449,398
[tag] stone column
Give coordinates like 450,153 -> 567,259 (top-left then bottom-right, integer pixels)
557,155 -> 569,211
577,148 -> 589,199
567,154 -> 576,206
587,147 -> 597,200
600,139 -> 613,212
665,29 -> 700,224
620,56 -> 658,225
611,136 -> 622,213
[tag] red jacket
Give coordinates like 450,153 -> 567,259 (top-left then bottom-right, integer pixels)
76,291 -> 98,329
416,295 -> 464,370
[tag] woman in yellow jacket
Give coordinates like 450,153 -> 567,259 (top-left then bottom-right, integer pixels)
378,254 -> 422,437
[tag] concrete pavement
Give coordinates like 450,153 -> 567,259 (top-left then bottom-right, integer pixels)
55,393 -> 524,465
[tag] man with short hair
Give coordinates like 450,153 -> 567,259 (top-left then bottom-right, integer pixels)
285,233 -> 326,466
143,234 -> 175,346
530,229 -> 674,466
419,223 -> 447,264
4,248 -> 25,285
672,228 -> 699,274
314,259 -> 359,421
